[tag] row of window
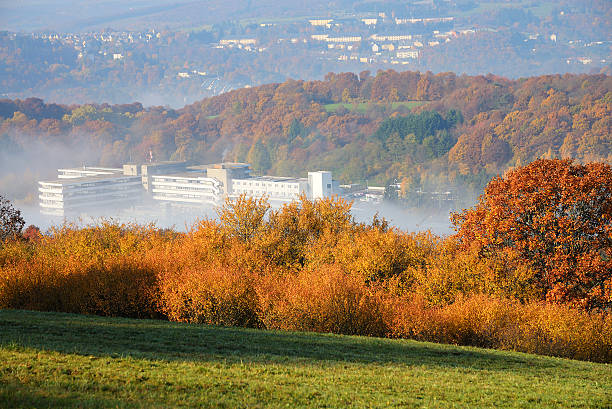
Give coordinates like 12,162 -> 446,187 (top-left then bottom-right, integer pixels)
153,178 -> 212,184
152,184 -> 215,191
233,189 -> 298,198
234,181 -> 300,190
155,193 -> 212,199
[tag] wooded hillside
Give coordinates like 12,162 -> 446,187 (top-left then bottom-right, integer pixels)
1,70 -> 610,202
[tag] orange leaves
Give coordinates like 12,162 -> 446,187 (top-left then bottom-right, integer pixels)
388,294 -> 612,362
260,264 -> 390,337
0,193 -> 611,361
0,221 -> 162,317
158,264 -> 262,327
217,194 -> 270,243
453,159 -> 612,309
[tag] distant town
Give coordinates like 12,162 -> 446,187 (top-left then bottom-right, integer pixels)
3,4 -> 609,105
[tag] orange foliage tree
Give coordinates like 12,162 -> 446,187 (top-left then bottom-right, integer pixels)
452,159 -> 612,309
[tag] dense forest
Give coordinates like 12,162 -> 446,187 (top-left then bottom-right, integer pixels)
1,70 -> 610,204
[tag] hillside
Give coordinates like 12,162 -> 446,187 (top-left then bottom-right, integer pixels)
1,309 -> 610,408
1,71 -> 611,203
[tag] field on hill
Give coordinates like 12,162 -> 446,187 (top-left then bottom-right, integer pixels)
0,310 -> 610,408
323,101 -> 426,113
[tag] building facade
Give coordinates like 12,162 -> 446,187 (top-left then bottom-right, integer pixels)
39,162 -> 336,216
39,172 -> 143,216
150,173 -> 222,206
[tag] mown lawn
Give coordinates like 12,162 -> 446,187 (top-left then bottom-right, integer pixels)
323,101 -> 425,113
0,310 -> 610,408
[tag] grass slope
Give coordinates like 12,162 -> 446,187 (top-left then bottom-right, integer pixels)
0,310 -> 610,408
323,101 -> 425,113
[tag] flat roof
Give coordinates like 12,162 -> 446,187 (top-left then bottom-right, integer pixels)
141,161 -> 187,167
151,171 -> 209,179
39,174 -> 141,185
205,162 -> 251,169
58,166 -> 122,172
234,176 -> 307,183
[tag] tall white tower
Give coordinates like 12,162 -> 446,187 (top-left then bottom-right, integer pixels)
308,171 -> 333,199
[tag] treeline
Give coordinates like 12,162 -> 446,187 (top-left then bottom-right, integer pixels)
1,70 -> 611,202
0,160 -> 610,362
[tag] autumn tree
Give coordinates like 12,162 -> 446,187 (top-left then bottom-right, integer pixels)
452,159 -> 612,309
217,194 -> 270,243
247,140 -> 271,174
22,224 -> 41,242
0,196 -> 25,242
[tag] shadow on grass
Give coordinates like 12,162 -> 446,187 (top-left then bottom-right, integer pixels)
1,385 -> 123,409
0,309 -> 566,372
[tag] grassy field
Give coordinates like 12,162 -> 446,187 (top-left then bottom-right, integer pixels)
0,310 -> 610,408
323,101 -> 426,113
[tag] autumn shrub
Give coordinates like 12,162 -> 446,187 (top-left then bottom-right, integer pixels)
158,263 -> 262,327
302,224 -> 439,304
412,239 -> 541,305
256,195 -> 356,270
1,193 -> 610,363
259,264 -> 390,336
0,221 -> 161,318
388,294 -> 612,362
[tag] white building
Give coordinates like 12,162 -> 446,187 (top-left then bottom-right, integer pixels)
39,170 -> 142,216
311,34 -> 330,41
370,34 -> 412,42
38,163 -> 337,215
220,38 -> 256,46
56,166 -> 124,179
309,19 -> 333,26
150,173 -> 222,206
397,50 -> 419,59
308,171 -> 333,200
325,36 -> 362,43
231,176 -> 309,204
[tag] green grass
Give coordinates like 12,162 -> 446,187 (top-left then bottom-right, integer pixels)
211,101 -> 424,118
1,310 -> 610,408
323,101 -> 425,113
324,101 -> 426,113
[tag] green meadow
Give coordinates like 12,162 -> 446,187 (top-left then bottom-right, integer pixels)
1,310 -> 610,408
323,101 -> 425,113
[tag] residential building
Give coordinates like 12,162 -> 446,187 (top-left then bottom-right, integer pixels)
219,38 -> 256,46
397,50 -> 419,59
309,19 -> 333,26
325,36 -> 362,43
370,34 -> 412,42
